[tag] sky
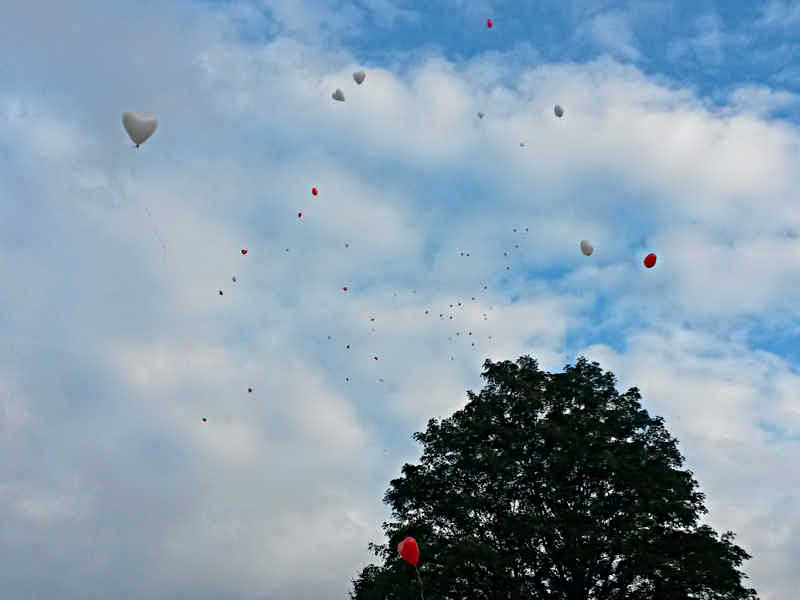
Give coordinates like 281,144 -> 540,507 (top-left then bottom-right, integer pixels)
1,0 -> 799,598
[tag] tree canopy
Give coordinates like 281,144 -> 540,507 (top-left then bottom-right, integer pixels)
350,355 -> 758,600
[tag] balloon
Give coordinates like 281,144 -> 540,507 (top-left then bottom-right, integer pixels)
219,290 -> 223,296
241,249 -> 247,255
580,240 -> 593,256
298,212 -> 302,218
312,187 -> 318,196
398,537 -> 419,566
353,71 -> 366,85
644,253 -> 657,268
343,286 -> 348,291
477,112 -> 485,119
202,417 -> 207,422
487,18 -> 493,28
122,111 -> 158,147
332,89 -> 345,102
232,276 -> 237,282
554,104 -> 564,118
248,388 -> 252,393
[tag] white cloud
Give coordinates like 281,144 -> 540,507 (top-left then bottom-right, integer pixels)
757,0 -> 800,26
576,10 -> 641,62
724,84 -> 800,116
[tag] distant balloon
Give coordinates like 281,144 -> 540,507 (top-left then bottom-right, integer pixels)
219,290 -> 223,296
202,417 -> 207,422
241,249 -> 247,255
232,276 -> 237,282
312,187 -> 318,196
343,286 -> 348,291
398,537 -> 419,566
248,388 -> 252,393
554,104 -> 564,118
477,112 -> 485,119
580,240 -> 594,256
122,111 -> 158,147
332,89 -> 345,102
487,18 -> 493,28
353,71 -> 366,85
644,253 -> 657,268
298,212 -> 302,218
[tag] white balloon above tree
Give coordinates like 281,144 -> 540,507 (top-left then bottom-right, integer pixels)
122,111 -> 158,148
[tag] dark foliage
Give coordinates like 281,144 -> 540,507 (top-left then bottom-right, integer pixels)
350,356 -> 758,600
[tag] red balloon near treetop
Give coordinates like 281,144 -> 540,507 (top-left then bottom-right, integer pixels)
398,537 -> 419,566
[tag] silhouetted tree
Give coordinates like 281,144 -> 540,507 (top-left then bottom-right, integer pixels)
350,355 -> 758,600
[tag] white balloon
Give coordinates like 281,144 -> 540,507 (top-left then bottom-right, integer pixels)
580,240 -> 593,256
554,104 -> 564,118
122,111 -> 158,147
332,89 -> 345,102
353,71 -> 366,85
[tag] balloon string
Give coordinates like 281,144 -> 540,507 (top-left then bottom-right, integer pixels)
415,566 -> 425,600
142,203 -> 168,259
126,160 -> 167,260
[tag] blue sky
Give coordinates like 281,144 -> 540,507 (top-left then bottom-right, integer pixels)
2,0 -> 800,598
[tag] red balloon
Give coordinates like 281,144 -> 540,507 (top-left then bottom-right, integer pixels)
241,249 -> 247,255
487,18 -> 493,28
343,286 -> 348,291
248,387 -> 252,393
374,356 -> 378,360
644,253 -> 657,268
202,417 -> 207,422
298,212 -> 303,218
398,537 -> 419,566
219,290 -> 223,296
312,187 -> 318,196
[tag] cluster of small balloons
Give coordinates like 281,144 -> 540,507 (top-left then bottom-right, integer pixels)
118,18 -> 661,426
332,70 -> 366,102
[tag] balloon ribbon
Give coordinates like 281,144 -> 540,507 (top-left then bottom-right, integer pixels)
415,566 -> 425,600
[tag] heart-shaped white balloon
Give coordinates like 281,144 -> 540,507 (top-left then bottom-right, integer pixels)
332,89 -> 345,102
353,71 -> 366,85
122,111 -> 158,147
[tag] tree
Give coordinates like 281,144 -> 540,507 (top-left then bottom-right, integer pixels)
350,355 -> 758,600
